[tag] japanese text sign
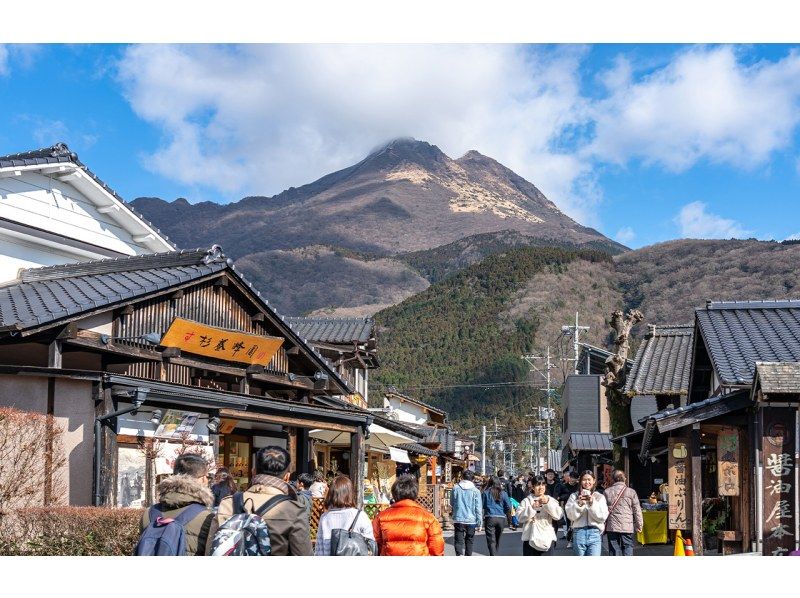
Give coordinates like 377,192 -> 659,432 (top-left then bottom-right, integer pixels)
160,317 -> 283,366
761,407 -> 796,556
668,437 -> 692,530
717,428 -> 740,496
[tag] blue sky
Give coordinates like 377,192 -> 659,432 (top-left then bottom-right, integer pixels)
1,43 -> 799,249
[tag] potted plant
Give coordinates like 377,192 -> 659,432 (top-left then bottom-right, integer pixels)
701,497 -> 730,552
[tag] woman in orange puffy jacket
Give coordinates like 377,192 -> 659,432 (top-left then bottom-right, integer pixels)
373,474 -> 445,556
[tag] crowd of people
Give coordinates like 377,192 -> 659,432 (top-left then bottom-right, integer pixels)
136,446 -> 641,556
450,467 -> 643,556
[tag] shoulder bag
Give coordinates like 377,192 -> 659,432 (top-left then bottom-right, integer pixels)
330,510 -> 378,556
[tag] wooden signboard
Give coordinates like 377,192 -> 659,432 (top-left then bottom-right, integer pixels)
668,437 -> 692,530
761,407 -> 796,556
717,427 -> 740,496
160,317 -> 283,366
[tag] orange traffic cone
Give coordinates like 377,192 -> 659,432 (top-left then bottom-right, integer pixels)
673,530 -> 685,556
684,538 -> 695,556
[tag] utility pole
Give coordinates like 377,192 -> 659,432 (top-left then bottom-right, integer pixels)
561,311 -> 590,375
481,425 -> 486,475
522,348 -> 556,454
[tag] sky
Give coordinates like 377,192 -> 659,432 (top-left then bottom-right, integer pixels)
2,43 -> 800,249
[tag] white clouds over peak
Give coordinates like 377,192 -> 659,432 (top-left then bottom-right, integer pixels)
674,201 -> 752,239
116,44 -> 598,221
116,44 -> 800,232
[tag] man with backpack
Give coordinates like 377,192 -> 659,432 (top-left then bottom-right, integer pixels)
216,446 -> 313,556
137,453 -> 218,556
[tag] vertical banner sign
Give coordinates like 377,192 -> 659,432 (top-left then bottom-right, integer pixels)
668,437 -> 692,530
717,427 -> 740,496
761,407 -> 795,556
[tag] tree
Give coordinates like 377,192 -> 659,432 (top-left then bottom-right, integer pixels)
0,407 -> 66,519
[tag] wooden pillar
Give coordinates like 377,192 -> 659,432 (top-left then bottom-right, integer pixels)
93,384 -> 118,507
350,429 -> 365,507
296,428 -> 310,473
431,457 -> 437,485
287,427 -> 297,474
690,424 -> 704,555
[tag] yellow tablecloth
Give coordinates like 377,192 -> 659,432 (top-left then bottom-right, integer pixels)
636,510 -> 668,545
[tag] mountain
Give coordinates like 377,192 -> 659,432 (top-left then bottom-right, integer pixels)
133,138 -> 625,314
372,239 -> 800,430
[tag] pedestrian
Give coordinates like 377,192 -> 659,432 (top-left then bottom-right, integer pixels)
516,475 -> 564,556
497,469 -> 513,497
211,467 -> 237,507
511,475 -> 527,503
450,469 -> 482,556
314,475 -> 375,555
565,470 -> 609,556
543,468 -> 565,541
138,453 -> 218,555
559,469 -> 579,548
482,475 -> 512,556
216,446 -> 313,555
295,472 -> 315,518
309,469 -> 329,499
604,470 -> 643,556
372,474 -> 444,556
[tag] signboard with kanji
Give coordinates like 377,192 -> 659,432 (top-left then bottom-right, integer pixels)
761,407 -> 796,556
717,427 -> 740,496
160,317 -> 283,366
668,437 -> 692,530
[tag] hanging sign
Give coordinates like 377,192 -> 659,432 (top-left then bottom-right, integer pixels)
154,409 -> 200,439
761,407 -> 796,556
717,428 -> 740,496
160,317 -> 283,366
668,437 -> 692,530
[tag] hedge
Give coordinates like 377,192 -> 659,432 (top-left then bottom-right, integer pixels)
0,507 -> 143,556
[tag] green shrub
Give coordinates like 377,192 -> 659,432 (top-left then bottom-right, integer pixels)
0,507 -> 143,556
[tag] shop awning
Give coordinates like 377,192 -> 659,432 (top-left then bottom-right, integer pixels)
309,423 -> 415,450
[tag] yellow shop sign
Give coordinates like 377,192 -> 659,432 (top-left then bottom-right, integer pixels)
160,317 -> 283,366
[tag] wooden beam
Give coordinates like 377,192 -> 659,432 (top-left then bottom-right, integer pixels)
351,428 -> 365,507
64,331 -> 162,362
48,340 -> 62,369
690,425 -> 704,555
250,312 -> 265,322
97,205 -> 120,214
250,371 -> 314,390
219,408 -> 358,433
161,347 -> 181,359
213,277 -> 229,288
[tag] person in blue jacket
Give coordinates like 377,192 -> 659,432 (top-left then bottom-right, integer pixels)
450,469 -> 483,556
482,475 -> 512,555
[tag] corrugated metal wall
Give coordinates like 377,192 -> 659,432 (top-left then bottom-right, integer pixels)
563,375 -> 601,440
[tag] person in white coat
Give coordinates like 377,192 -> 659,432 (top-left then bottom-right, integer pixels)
565,470 -> 609,556
516,475 -> 564,555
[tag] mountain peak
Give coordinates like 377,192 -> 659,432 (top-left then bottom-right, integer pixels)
364,137 -> 448,170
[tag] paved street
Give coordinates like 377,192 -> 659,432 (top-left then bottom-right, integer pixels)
443,527 -> 674,556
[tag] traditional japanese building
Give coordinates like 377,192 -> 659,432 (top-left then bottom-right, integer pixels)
636,300 -> 800,555
0,143 -> 174,283
0,246 -> 375,508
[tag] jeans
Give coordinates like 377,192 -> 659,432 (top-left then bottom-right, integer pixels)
522,540 -> 554,556
606,531 -> 635,556
484,516 -> 506,556
573,526 -> 602,556
453,523 -> 476,556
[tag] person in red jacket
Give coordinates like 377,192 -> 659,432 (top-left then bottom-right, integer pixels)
373,474 -> 444,556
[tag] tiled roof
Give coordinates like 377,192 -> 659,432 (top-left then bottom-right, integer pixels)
644,389 -> 752,433
568,432 -> 612,452
625,324 -> 693,396
385,388 -> 446,416
696,300 -> 800,386
284,317 -> 374,344
0,245 -> 355,395
754,361 -> 800,394
395,442 -> 439,457
0,247 -> 229,331
0,142 -> 176,250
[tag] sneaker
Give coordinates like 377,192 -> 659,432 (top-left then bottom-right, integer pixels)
567,541 -> 573,549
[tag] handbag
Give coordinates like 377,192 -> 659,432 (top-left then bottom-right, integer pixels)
527,498 -> 557,551
329,510 -> 378,556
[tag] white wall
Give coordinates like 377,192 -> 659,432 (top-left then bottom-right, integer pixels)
384,396 -> 428,425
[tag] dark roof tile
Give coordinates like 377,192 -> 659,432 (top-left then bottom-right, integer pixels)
625,324 -> 693,396
284,316 -> 374,344
754,361 -> 800,394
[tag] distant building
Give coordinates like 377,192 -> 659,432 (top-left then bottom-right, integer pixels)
0,143 -> 174,282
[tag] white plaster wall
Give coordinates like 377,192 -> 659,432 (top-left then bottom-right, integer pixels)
53,379 -> 95,506
384,397 -> 427,424
0,235 -> 84,283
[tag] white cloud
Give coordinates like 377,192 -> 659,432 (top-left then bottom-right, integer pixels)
674,201 -> 752,239
588,46 -> 800,171
115,44 -> 601,224
0,44 -> 42,77
785,232 -> 800,241
614,226 -> 636,245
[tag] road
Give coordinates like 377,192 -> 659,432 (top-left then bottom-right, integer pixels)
443,528 -> 674,556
